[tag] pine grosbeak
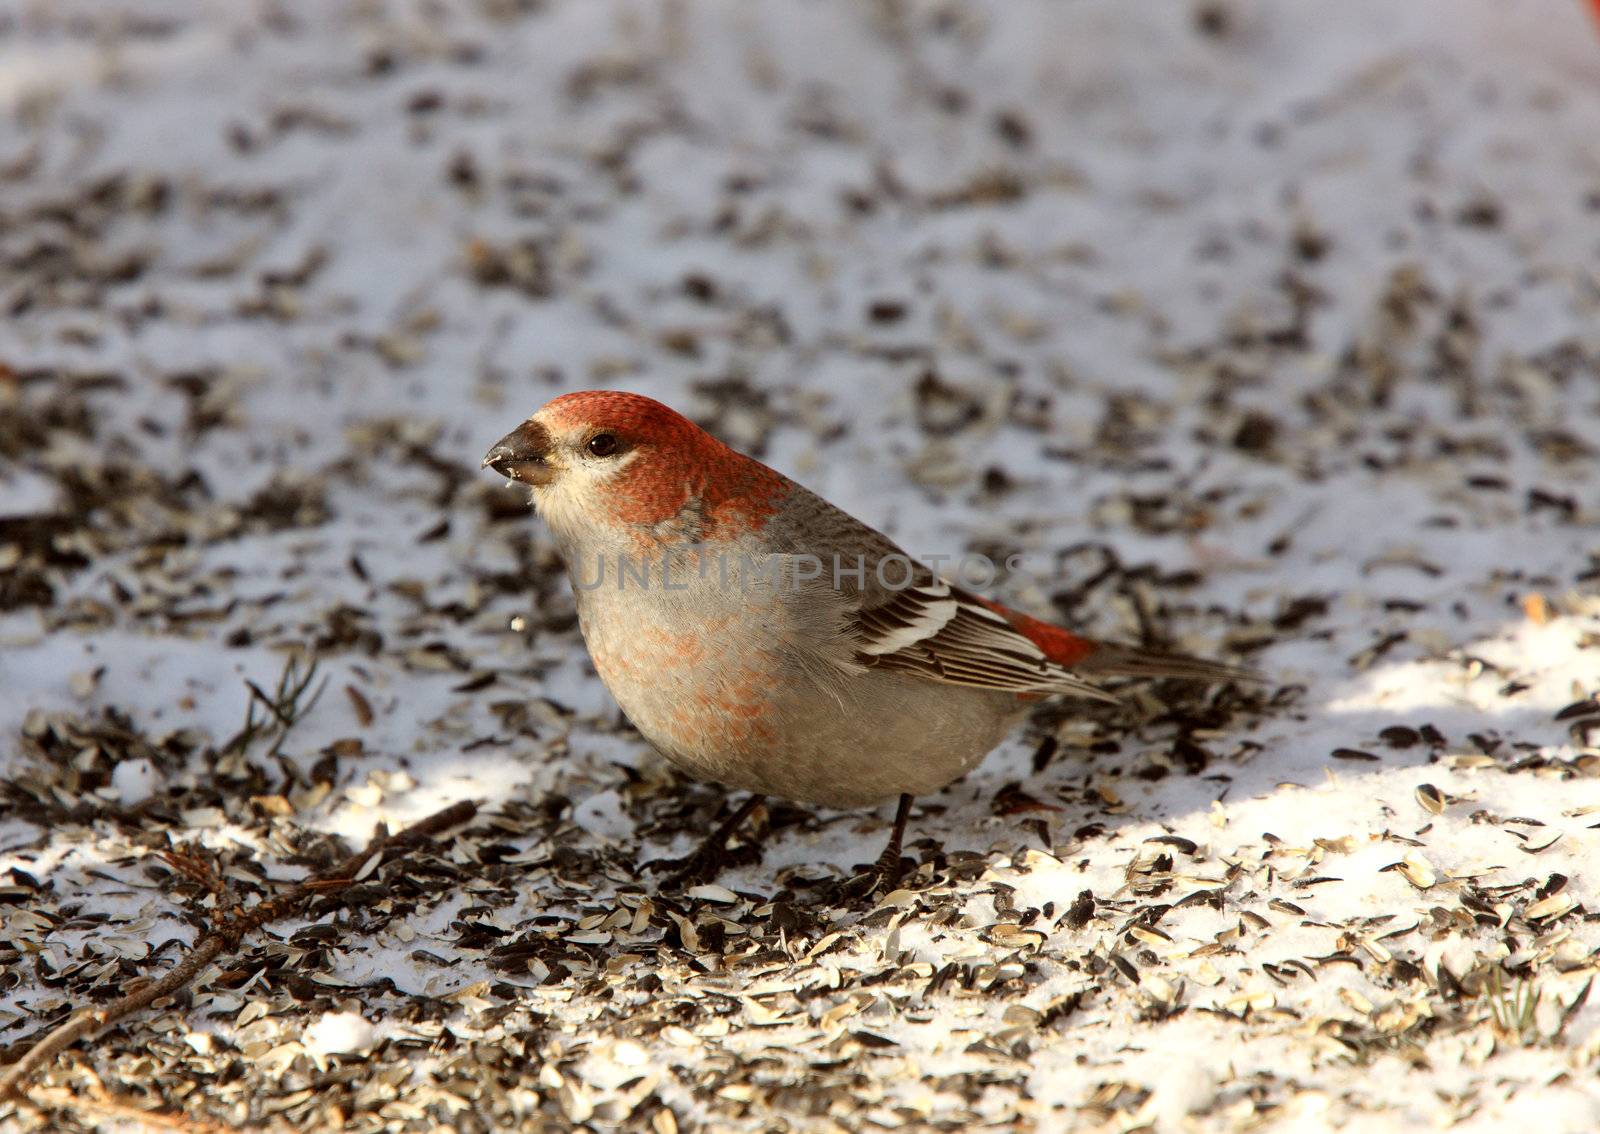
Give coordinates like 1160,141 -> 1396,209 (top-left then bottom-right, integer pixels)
484,390 -> 1250,886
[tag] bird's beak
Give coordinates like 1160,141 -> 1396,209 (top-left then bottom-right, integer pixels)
482,420 -> 558,486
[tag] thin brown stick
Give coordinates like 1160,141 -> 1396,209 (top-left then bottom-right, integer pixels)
0,798 -> 477,1102
19,1083 -> 245,1134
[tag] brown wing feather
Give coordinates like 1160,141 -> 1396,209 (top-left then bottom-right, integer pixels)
852,584 -> 1122,702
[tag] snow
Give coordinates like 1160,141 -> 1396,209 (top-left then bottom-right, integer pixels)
299,1011 -> 378,1061
1,1 -> 1599,1130
107,757 -> 159,807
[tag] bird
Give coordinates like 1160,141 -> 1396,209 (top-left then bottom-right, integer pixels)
483,390 -> 1253,890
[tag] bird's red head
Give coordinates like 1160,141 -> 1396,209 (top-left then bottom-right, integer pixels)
483,390 -> 787,542
539,390 -> 707,451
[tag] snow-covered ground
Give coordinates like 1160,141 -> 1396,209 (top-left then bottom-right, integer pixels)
2,1 -> 1599,1130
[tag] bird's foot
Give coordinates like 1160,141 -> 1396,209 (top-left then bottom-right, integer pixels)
644,849 -> 723,889
644,794 -> 765,890
645,842 -> 759,888
826,795 -> 917,905
831,848 -> 911,903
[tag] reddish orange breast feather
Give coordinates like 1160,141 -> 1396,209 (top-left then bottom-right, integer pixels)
974,596 -> 1097,667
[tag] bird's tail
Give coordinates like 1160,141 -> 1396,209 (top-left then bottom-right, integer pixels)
1076,641 -> 1262,685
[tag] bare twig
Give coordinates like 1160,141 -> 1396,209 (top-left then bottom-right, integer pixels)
1484,966 -> 1542,1045
158,846 -> 234,906
218,654 -> 326,760
19,1082 -> 245,1134
0,798 -> 478,1101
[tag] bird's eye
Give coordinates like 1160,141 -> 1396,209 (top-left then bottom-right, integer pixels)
586,433 -> 620,458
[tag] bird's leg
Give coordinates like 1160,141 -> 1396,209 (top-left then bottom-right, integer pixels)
647,794 -> 766,887
871,793 -> 915,886
835,793 -> 915,901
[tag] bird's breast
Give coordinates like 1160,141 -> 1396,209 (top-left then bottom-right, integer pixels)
574,575 -> 787,758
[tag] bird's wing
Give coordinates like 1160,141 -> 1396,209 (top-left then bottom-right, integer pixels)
749,484 -> 1256,699
850,577 -> 1258,700
850,579 -> 1123,702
